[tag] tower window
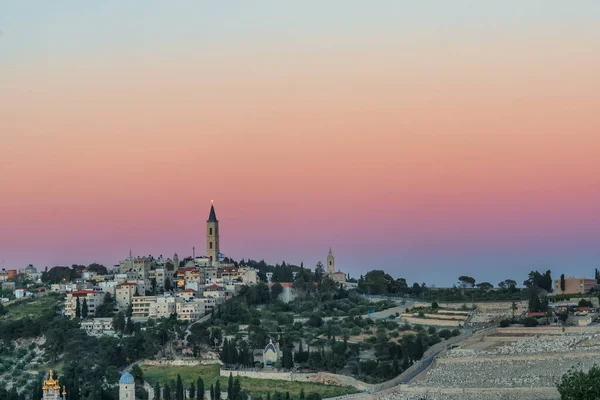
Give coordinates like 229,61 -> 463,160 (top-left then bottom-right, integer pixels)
209,228 -> 213,235
210,242 -> 213,249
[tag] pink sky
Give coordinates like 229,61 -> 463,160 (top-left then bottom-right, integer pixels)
1,2 -> 600,284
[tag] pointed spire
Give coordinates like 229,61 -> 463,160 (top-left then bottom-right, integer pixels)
207,201 -> 218,222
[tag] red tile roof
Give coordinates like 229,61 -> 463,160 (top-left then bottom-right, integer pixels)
69,290 -> 98,296
205,284 -> 224,290
182,289 -> 197,293
525,312 -> 545,317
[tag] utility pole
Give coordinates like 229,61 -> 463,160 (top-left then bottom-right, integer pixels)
193,246 -> 196,259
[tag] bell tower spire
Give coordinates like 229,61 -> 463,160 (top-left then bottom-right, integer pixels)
327,247 -> 335,274
206,200 -> 220,265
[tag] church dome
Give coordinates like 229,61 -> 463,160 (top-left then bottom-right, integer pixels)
119,373 -> 135,385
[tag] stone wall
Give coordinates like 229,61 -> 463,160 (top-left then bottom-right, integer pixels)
496,326 -> 599,335
401,317 -> 462,327
143,359 -> 222,367
220,370 -> 375,392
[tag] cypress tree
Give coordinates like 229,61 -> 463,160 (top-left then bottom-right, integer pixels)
210,385 -> 214,400
228,373 -> 233,399
75,297 -> 81,318
125,317 -> 134,334
189,382 -> 196,400
232,379 -> 241,400
196,377 -> 205,400
154,382 -> 161,400
164,382 -> 172,400
267,393 -> 271,400
300,388 -> 305,400
286,392 -> 290,400
82,298 -> 89,319
215,380 -> 221,400
176,374 -> 184,400
221,339 -> 229,364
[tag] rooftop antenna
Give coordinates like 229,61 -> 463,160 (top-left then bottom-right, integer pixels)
193,246 -> 196,259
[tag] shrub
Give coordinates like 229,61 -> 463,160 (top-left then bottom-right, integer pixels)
427,326 -> 437,335
521,317 -> 539,327
451,329 -> 460,337
431,302 -> 439,309
579,299 -> 593,308
557,364 -> 600,400
427,335 -> 441,346
439,329 -> 452,340
400,323 -> 412,331
499,319 -> 511,328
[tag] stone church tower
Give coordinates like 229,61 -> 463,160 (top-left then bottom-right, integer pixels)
206,202 -> 220,264
327,248 -> 335,274
119,373 -> 135,400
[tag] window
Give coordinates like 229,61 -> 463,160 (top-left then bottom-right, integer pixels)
209,228 -> 213,235
210,242 -> 213,249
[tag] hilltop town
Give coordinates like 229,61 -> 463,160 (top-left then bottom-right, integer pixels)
2,204 -> 600,400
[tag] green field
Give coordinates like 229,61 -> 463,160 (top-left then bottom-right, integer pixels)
141,364 -> 358,399
0,294 -> 63,321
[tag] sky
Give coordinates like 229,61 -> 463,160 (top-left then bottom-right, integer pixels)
1,1 -> 600,286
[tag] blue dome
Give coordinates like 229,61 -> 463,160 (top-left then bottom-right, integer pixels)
120,373 -> 135,385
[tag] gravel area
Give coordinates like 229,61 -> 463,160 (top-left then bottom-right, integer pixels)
378,390 -> 558,400
413,357 -> 596,388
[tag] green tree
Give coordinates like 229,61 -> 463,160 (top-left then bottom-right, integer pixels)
215,380 -> 221,400
131,364 -> 144,384
458,276 -> 476,289
232,379 -> 242,400
82,298 -> 89,319
125,317 -> 134,334
299,388 -> 305,400
176,374 -> 184,400
164,382 -> 172,400
75,297 -> 81,319
579,299 -> 593,308
557,365 -> 600,400
271,282 -> 284,301
95,292 -> 115,317
560,274 -> 566,292
196,377 -> 205,400
189,382 -> 196,400
165,278 -> 173,291
228,373 -> 233,399
113,311 -> 126,332
154,382 -> 161,400
210,384 -> 214,400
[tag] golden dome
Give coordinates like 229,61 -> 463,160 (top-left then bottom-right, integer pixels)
42,369 -> 61,391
